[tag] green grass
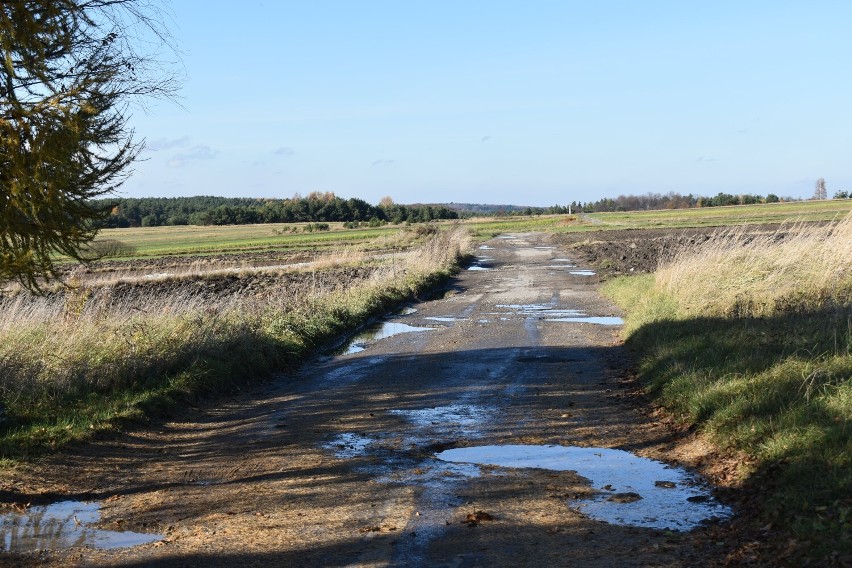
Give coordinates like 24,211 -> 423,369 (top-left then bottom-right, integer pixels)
81,223 -> 404,259
604,273 -> 852,558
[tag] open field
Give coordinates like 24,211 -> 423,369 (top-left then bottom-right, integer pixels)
83,223 -> 404,259
584,198 -> 852,228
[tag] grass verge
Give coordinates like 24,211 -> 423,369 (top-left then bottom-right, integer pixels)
602,216 -> 851,562
0,227 -> 470,460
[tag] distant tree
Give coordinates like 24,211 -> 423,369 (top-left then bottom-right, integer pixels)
834,190 -> 850,199
0,1 -> 180,290
765,194 -> 780,203
813,178 -> 827,200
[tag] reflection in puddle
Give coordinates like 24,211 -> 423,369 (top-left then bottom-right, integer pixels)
478,245 -> 494,250
569,270 -> 597,276
547,316 -> 624,326
467,265 -> 491,271
0,501 -> 162,552
496,235 -> 518,239
436,445 -> 732,531
424,317 -> 465,322
340,322 -> 434,355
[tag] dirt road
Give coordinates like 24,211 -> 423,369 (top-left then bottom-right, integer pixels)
2,233 -> 731,567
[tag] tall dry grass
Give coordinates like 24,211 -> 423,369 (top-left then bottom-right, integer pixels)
656,213 -> 852,317
603,215 -> 851,558
0,226 -> 470,451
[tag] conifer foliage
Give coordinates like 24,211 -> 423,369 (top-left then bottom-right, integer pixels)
0,1 -> 178,290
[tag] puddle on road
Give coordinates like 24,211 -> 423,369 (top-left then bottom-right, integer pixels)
424,317 -> 466,323
324,433 -> 375,458
390,404 -> 488,436
478,245 -> 494,250
547,316 -> 624,326
551,258 -> 574,262
496,235 -> 518,240
495,304 -> 584,318
569,270 -> 597,276
339,322 -> 435,355
467,265 -> 491,271
0,501 -> 162,552
546,264 -> 577,269
436,445 -> 731,531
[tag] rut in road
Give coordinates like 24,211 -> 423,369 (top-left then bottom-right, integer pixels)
3,233 -> 730,567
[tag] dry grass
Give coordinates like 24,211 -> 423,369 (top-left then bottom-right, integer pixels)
0,226 -> 470,456
656,212 -> 852,317
603,215 -> 852,559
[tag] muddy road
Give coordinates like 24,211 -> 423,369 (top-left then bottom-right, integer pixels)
1,233 -> 732,567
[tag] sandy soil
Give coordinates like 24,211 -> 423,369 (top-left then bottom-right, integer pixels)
0,233 -> 738,567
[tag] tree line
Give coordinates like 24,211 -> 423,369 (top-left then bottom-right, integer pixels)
97,192 -> 458,228
462,191 -> 806,217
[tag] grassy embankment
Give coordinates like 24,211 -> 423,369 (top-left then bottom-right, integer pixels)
603,215 -> 851,559
0,227 -> 470,461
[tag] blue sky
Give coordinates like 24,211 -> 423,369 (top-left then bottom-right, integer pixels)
122,1 -> 852,206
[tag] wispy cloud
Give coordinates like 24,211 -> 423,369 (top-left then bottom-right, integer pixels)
168,145 -> 218,167
372,159 -> 395,167
274,146 -> 295,156
146,135 -> 190,151
481,135 -> 492,142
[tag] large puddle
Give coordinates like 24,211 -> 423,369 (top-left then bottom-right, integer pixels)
339,322 -> 434,355
569,270 -> 597,276
0,501 -> 162,552
436,445 -> 731,531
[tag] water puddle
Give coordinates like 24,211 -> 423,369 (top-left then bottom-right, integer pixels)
569,270 -> 597,276
534,246 -> 554,250
435,445 -> 731,531
324,433 -> 375,458
424,317 -> 466,323
390,404 -> 488,436
547,316 -> 624,326
478,245 -> 494,250
467,265 -> 491,271
496,235 -> 518,239
0,501 -> 162,552
495,304 -> 584,318
546,264 -> 577,269
551,258 -> 574,262
339,322 -> 434,355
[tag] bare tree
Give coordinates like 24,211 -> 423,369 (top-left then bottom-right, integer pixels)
813,178 -> 827,200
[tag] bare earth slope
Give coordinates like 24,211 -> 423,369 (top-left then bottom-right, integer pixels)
1,233 -> 731,567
